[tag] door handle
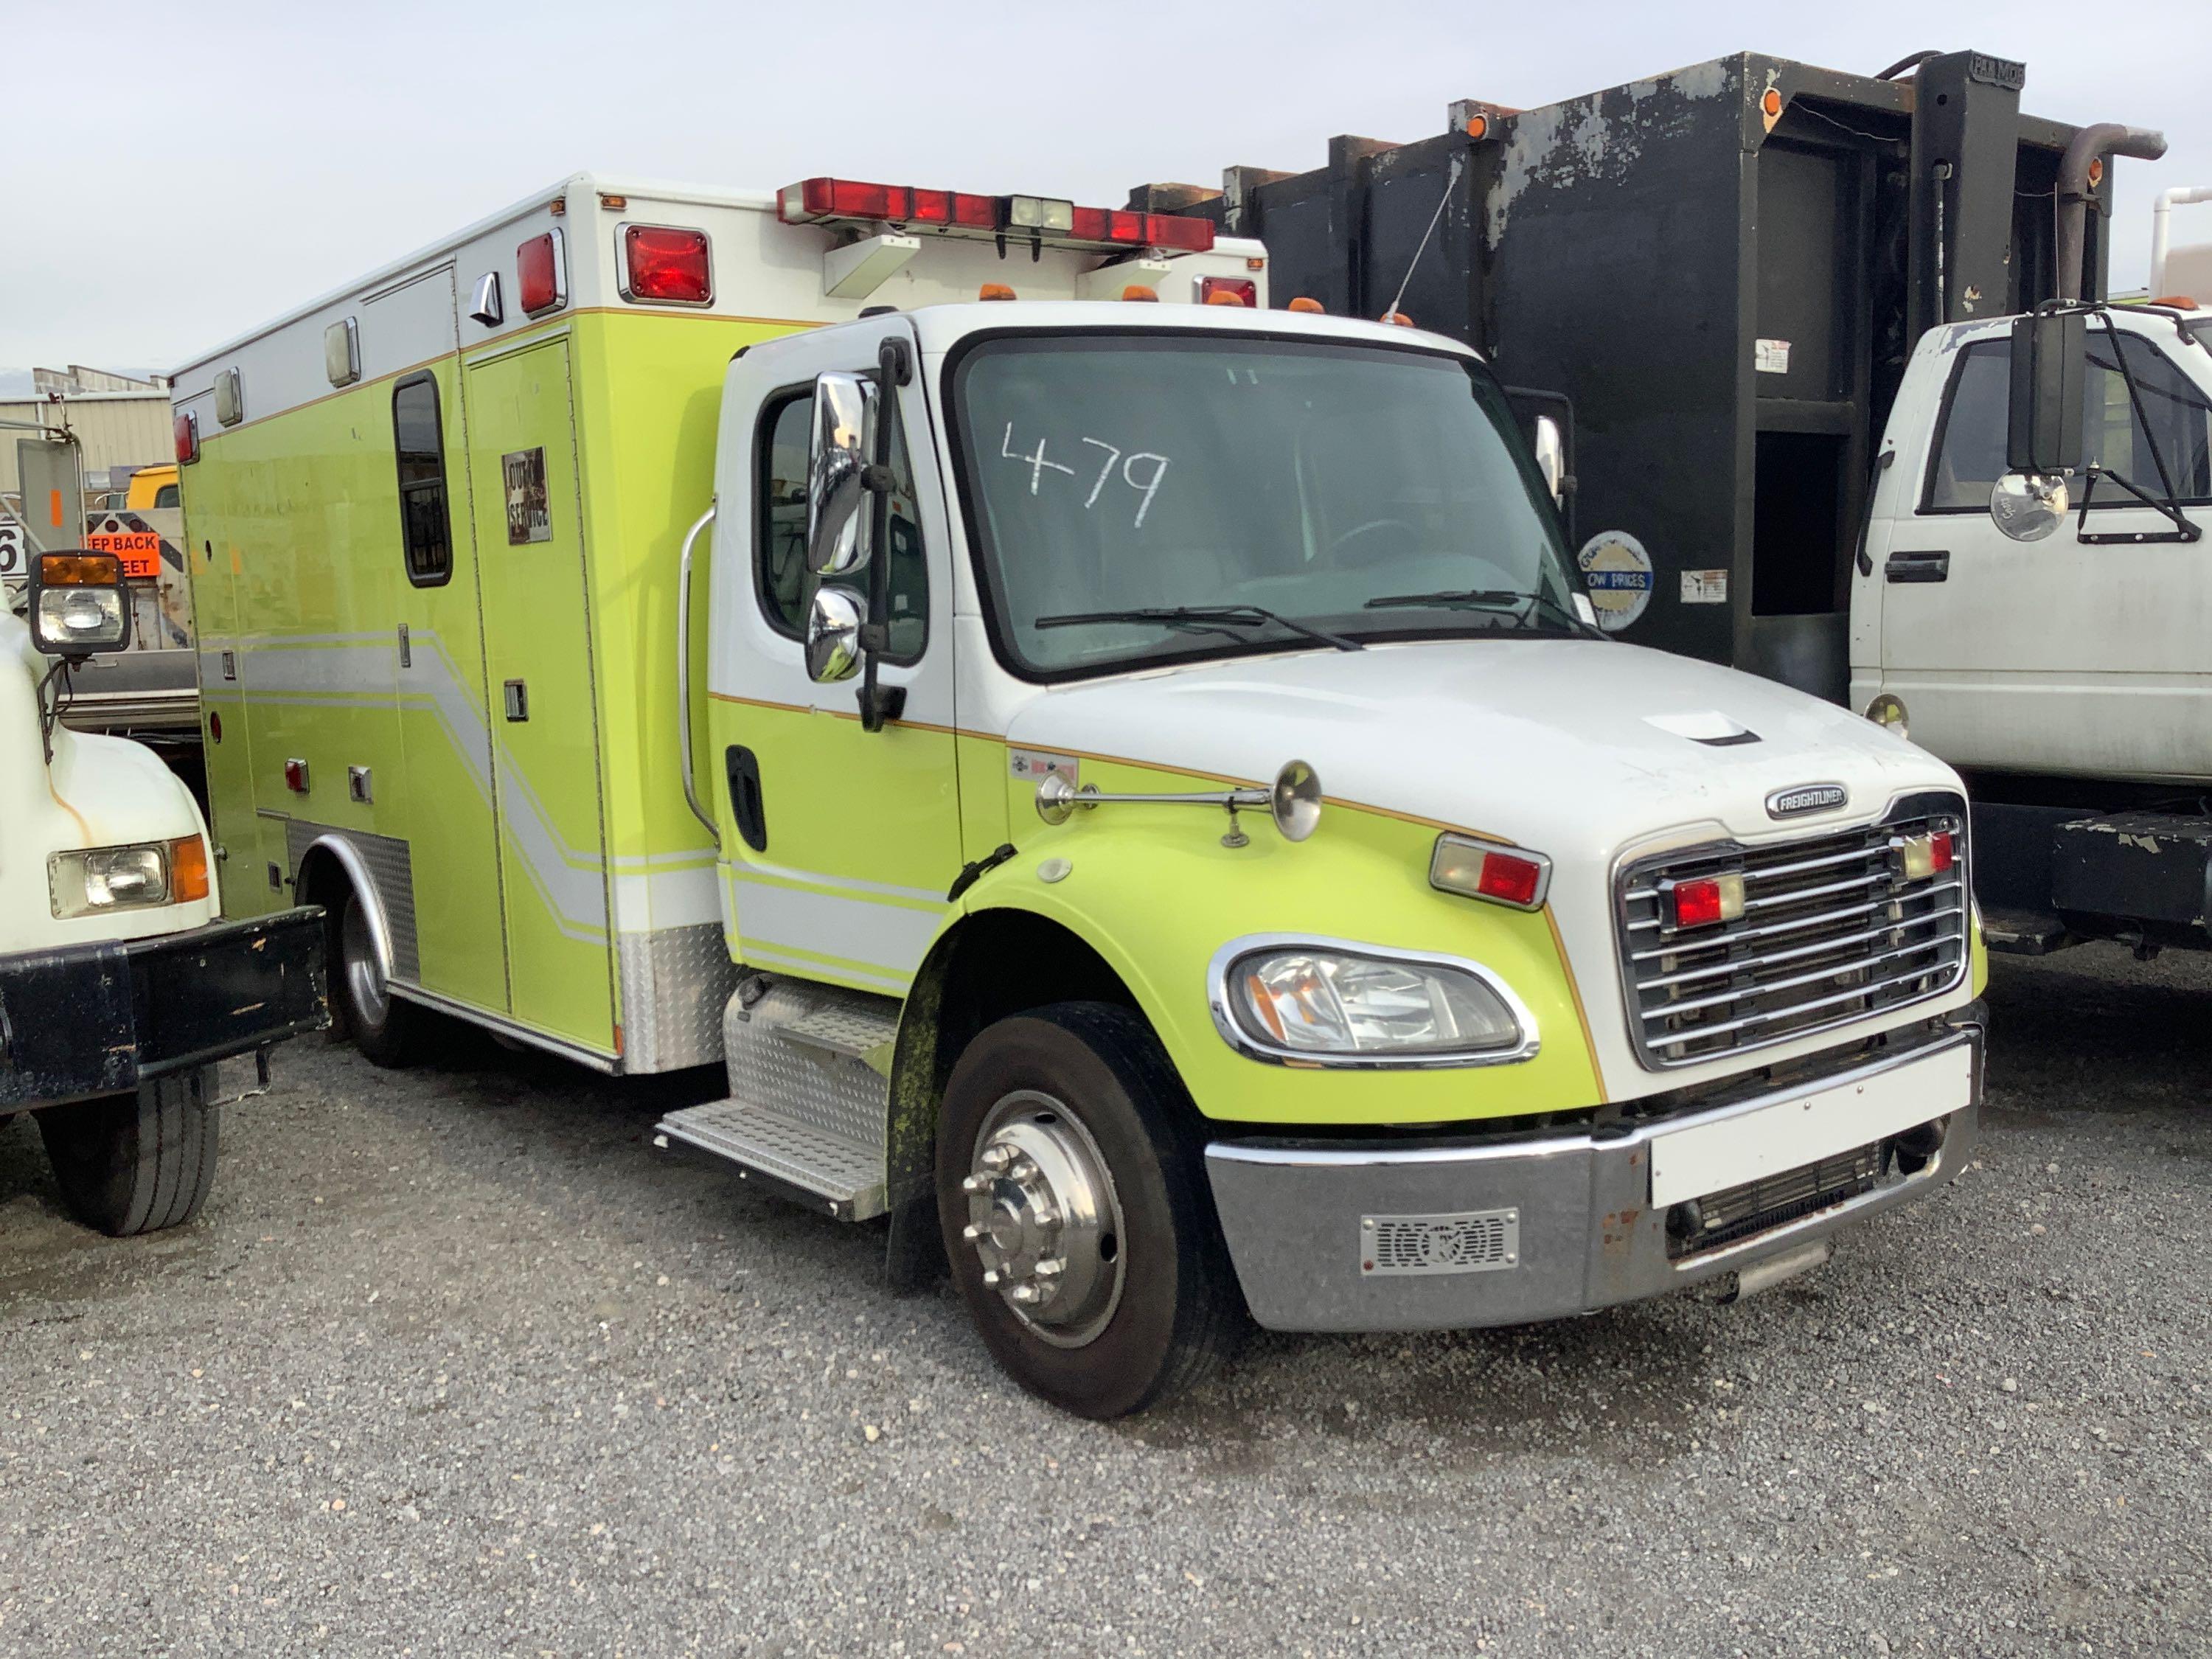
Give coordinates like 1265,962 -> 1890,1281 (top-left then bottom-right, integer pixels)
1885,549 -> 1950,583
726,745 -> 768,853
503,678 -> 529,720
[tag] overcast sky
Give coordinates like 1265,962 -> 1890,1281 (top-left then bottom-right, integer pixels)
6,0 -> 2205,372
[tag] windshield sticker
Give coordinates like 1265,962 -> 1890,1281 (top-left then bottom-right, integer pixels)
1576,530 -> 1654,633
1001,422 -> 1170,529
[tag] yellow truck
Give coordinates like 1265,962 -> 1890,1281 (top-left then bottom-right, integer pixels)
172,171 -> 1987,1415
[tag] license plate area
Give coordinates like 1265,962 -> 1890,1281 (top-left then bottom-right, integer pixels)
1647,1040 -> 1972,1210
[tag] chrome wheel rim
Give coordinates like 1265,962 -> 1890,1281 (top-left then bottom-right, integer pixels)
341,900 -> 390,1031
959,1090 -> 1125,1349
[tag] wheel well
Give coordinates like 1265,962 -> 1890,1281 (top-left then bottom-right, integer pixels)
886,908 -> 1149,1203
934,909 -> 1141,1065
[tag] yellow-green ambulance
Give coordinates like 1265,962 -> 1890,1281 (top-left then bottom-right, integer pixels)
172,173 -> 1986,1416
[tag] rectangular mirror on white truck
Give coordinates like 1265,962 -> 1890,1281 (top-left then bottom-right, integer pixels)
2006,310 -> 2084,477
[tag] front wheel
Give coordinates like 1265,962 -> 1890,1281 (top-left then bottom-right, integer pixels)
936,1002 -> 1243,1418
38,1077 -> 220,1237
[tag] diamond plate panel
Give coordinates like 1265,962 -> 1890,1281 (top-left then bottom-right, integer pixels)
724,984 -> 893,1150
617,923 -> 739,1073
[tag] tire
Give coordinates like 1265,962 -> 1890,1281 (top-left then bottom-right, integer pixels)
38,1077 -> 220,1237
334,889 -> 423,1068
936,1002 -> 1245,1418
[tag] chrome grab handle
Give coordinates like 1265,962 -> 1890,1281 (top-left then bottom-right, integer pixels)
677,503 -> 719,846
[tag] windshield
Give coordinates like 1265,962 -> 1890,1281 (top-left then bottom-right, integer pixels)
950,333 -> 1581,678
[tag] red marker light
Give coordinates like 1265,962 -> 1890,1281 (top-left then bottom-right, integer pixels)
1667,873 -> 1746,930
174,411 -> 198,465
1475,851 -> 1545,908
622,226 -> 712,305
283,758 -> 310,793
1201,277 -> 1257,308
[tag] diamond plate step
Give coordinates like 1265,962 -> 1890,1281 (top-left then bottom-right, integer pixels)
770,998 -> 901,1071
656,1100 -> 887,1221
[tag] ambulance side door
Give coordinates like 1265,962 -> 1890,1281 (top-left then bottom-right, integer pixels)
708,316 -> 961,995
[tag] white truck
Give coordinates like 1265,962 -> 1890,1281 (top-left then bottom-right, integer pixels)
173,170 -> 1988,1415
1850,178 -> 2212,958
1,551 -> 324,1235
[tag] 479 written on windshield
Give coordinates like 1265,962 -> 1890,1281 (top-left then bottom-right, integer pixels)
1001,423 -> 1171,529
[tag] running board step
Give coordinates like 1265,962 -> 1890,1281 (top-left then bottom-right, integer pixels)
773,999 -> 901,1071
657,1100 -> 885,1220
655,979 -> 899,1222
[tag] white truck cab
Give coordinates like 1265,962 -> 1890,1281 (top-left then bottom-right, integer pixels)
1851,299 -> 2212,953
1,554 -> 324,1234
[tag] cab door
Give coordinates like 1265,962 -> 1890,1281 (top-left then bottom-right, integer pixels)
1877,321 -> 2212,779
463,337 -> 616,1051
706,316 -> 961,994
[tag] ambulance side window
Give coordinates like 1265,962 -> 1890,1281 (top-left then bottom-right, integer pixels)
754,390 -> 928,663
392,373 -> 453,587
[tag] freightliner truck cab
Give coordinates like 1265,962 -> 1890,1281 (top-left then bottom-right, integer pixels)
667,294 -> 1990,1416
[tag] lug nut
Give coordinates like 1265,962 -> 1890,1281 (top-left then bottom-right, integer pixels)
1031,1206 -> 1060,1230
1033,1258 -> 1064,1279
981,1268 -> 1001,1287
1010,1284 -> 1043,1306
960,1174 -> 990,1194
981,1144 -> 1013,1172
961,1223 -> 983,1242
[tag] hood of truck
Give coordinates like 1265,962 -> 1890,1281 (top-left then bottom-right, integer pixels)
1006,638 -> 1957,855
0,614 -> 216,953
1003,638 -> 1970,1104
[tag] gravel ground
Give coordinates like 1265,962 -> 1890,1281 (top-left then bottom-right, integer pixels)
3,946 -> 2208,1657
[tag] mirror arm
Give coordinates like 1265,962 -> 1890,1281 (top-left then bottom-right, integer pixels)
857,335 -> 912,733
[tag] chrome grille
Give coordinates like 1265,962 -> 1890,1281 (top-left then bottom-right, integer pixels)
1617,795 -> 1969,1069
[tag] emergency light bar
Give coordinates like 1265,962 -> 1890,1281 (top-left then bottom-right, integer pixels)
778,177 -> 1214,254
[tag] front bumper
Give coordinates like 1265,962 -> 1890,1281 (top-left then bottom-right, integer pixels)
1205,1015 -> 1983,1332
0,909 -> 328,1110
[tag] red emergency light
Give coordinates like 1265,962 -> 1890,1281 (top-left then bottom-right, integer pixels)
1200,276 -> 1257,308
622,225 -> 712,305
777,176 -> 1214,254
174,411 -> 198,465
518,230 -> 566,316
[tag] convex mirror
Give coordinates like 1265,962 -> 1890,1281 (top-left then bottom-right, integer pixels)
806,585 -> 863,684
1989,471 -> 2070,543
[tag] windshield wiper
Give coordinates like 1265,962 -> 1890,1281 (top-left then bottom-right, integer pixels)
1034,605 -> 1363,653
1363,587 -> 1604,639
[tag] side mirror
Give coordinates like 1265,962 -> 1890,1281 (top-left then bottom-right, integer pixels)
27,550 -> 130,657
2007,312 -> 2084,477
1989,472 -> 2070,543
1531,414 -> 1565,505
805,585 -> 864,684
807,371 -> 878,577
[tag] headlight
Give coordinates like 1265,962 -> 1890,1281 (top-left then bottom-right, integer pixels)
1212,939 -> 1534,1067
49,836 -> 210,919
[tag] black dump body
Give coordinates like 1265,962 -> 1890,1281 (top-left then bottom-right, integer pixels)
1138,52 -> 2109,703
